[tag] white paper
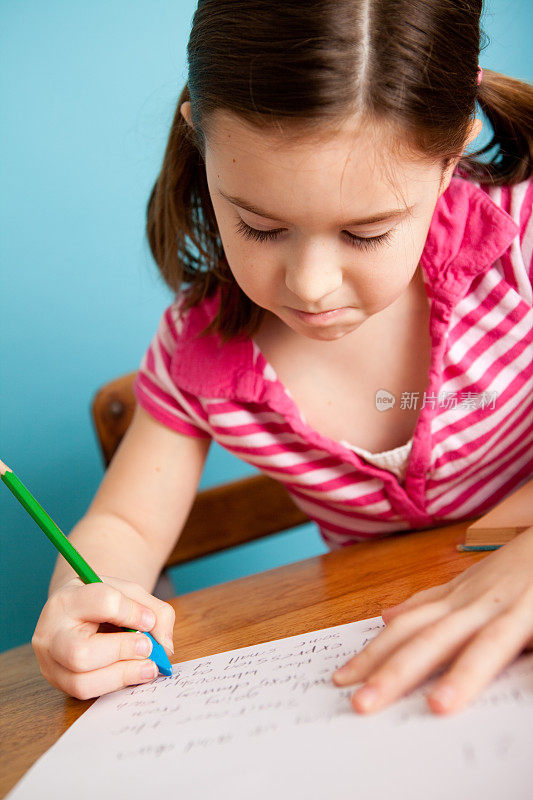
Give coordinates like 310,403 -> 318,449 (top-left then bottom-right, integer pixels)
8,616 -> 533,799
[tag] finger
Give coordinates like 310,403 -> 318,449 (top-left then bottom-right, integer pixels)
41,651 -> 160,700
333,599 -> 450,686
50,626 -> 157,673
52,581 -> 174,657
426,593 -> 533,715
349,599 -> 499,713
381,581 -> 453,623
144,599 -> 175,655
99,581 -> 176,655
64,583 -> 158,634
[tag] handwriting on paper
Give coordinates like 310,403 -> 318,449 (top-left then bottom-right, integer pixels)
109,623 -> 382,760
103,619 -> 533,763
8,617 -> 533,800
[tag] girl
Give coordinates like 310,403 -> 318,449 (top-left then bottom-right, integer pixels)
32,0 -> 533,716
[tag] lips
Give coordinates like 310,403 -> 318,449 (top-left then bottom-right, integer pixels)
296,308 -> 339,314
290,307 -> 350,325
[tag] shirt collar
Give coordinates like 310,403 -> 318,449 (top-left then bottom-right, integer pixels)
419,173 -> 519,301
171,175 -> 520,401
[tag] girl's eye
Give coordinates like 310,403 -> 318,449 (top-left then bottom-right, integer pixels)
234,219 -> 394,250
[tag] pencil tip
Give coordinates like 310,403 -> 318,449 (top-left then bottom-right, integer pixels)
0,459 -> 11,476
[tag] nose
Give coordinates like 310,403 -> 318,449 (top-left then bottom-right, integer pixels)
284,239 -> 344,306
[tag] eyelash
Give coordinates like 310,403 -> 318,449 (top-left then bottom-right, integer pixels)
234,219 -> 394,250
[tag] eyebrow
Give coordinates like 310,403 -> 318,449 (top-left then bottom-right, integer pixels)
218,189 -> 415,226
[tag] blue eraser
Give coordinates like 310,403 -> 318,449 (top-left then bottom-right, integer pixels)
143,631 -> 173,676
457,544 -> 501,551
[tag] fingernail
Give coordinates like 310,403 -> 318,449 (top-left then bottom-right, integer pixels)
429,684 -> 456,709
353,684 -> 379,711
141,663 -> 158,680
141,610 -> 156,629
136,636 -> 152,657
165,637 -> 175,655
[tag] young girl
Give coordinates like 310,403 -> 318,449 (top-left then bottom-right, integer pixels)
32,0 -> 533,716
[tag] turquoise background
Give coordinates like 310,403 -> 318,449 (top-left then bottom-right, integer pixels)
1,0 -> 532,652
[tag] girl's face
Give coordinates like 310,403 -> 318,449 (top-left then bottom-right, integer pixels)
182,104 -> 481,342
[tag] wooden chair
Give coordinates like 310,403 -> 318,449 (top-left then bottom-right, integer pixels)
91,372 -> 310,599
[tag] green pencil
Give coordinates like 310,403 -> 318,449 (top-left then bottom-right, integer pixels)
0,458 -> 172,677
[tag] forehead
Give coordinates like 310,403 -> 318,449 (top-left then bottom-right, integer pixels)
204,109 -> 440,206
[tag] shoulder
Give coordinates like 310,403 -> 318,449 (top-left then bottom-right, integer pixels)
465,173 -> 533,260
482,177 -> 533,269
149,288 -> 262,401
421,173 -> 520,298
476,176 -> 533,225
133,288 -> 221,437
135,286 -> 224,401
441,171 -> 533,304
154,287 -> 221,350
479,177 -> 533,302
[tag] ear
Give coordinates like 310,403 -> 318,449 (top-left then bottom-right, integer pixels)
180,101 -> 194,129
438,117 -> 483,197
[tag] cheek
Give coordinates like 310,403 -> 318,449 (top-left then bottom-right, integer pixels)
217,230 -> 251,279
356,253 -> 414,310
368,221 -> 426,304
221,241 -> 274,298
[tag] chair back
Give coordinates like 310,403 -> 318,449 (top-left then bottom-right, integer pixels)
91,372 -> 310,569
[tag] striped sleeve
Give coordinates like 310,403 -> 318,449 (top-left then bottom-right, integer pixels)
133,303 -> 212,438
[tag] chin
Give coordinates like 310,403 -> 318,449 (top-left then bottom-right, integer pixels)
300,326 -> 354,341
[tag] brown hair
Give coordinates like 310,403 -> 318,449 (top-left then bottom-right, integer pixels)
146,0 -> 533,342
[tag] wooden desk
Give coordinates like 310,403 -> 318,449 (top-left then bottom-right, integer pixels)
1,520 -> 487,798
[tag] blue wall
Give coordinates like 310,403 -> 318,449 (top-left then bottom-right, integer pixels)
1,0 -> 532,652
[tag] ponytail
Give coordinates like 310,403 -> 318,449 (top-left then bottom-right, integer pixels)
460,69 -> 533,185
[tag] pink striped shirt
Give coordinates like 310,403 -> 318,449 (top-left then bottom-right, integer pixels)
134,173 -> 533,549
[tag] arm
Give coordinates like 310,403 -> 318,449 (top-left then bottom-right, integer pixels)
34,402 -> 211,698
49,402 -> 211,595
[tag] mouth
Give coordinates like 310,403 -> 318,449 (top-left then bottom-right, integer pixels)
289,307 -> 350,325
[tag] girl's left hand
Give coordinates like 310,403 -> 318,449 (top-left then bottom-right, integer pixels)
331,526 -> 533,715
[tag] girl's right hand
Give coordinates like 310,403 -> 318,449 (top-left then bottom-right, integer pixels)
31,576 -> 176,699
